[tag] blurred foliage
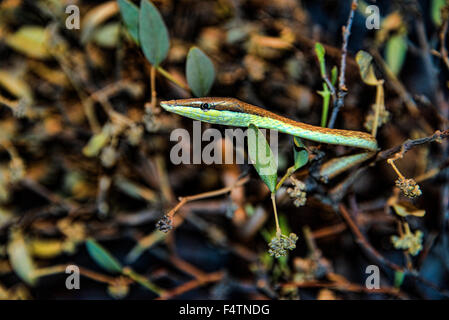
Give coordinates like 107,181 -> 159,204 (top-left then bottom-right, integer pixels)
0,0 -> 447,300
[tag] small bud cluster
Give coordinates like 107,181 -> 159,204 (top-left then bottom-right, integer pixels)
286,177 -> 307,207
156,214 -> 173,233
395,178 -> 422,199
107,278 -> 130,300
13,98 -> 29,118
391,228 -> 423,256
100,146 -> 118,168
268,233 -> 298,258
143,109 -> 160,132
125,124 -> 144,146
364,107 -> 390,132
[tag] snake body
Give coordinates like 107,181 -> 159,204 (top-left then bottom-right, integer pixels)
160,97 -> 378,179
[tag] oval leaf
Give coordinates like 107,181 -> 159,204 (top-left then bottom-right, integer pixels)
248,124 -> 278,193
86,238 -> 123,273
385,34 -> 408,76
139,0 -> 169,66
186,46 -> 215,97
314,42 -> 326,77
293,136 -> 308,171
394,270 -> 405,288
118,0 -> 140,43
331,65 -> 338,86
431,0 -> 446,26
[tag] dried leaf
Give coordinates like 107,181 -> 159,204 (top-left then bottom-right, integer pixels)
392,201 -> 425,217
355,50 -> 378,86
29,239 -> 64,259
82,126 -> 111,157
7,229 -> 37,286
93,22 -> 120,48
81,1 -> 119,43
6,26 -> 50,59
0,207 -> 13,229
0,70 -> 33,102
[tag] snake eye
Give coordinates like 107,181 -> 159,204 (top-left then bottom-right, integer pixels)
200,103 -> 211,111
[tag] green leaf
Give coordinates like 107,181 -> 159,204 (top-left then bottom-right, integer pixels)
318,83 -> 331,127
431,0 -> 446,26
86,239 -> 123,273
385,34 -> 408,76
139,0 -> 170,66
247,124 -> 278,193
355,50 -> 378,86
394,270 -> 405,288
293,137 -> 308,171
93,22 -> 120,48
331,66 -> 338,86
314,42 -> 326,77
186,47 -> 216,97
118,0 -> 140,43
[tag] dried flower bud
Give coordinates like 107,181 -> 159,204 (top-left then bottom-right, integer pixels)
395,178 -> 422,199
143,110 -> 160,132
107,278 -> 129,299
126,125 -> 143,146
9,157 -> 25,183
391,226 -> 423,256
13,98 -> 28,118
364,107 -> 390,131
268,233 -> 298,258
100,146 -> 118,168
156,215 -> 173,233
287,177 -> 307,207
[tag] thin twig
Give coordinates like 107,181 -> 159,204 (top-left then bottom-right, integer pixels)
282,279 -> 406,298
376,130 -> 449,162
339,204 -> 449,297
126,176 -> 250,262
339,204 -> 402,271
157,271 -> 224,300
150,65 -> 157,113
166,175 -> 250,219
439,18 -> 449,70
370,49 -> 421,118
156,66 -> 190,91
328,0 -> 358,129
